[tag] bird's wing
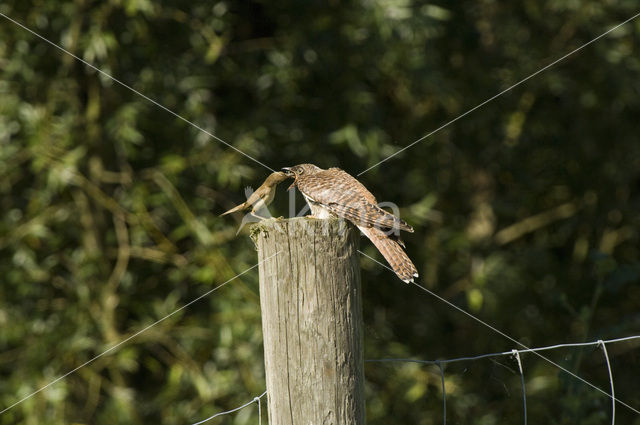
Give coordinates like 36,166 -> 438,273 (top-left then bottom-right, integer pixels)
328,168 -> 378,204
326,201 -> 413,232
220,186 -> 258,216
298,169 -> 413,231
245,185 -> 267,206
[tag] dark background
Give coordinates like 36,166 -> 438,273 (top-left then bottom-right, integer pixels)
1,1 -> 639,424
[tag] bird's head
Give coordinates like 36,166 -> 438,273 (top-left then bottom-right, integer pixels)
282,164 -> 322,190
264,171 -> 289,185
282,164 -> 322,177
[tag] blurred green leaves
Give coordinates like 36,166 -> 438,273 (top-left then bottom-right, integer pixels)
1,1 -> 640,424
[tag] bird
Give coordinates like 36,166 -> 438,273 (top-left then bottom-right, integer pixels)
220,171 -> 288,218
282,164 -> 418,283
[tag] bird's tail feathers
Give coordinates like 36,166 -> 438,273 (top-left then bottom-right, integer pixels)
360,226 -> 418,283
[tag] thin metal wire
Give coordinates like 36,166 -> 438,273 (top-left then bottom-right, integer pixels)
0,252 -> 280,415
191,391 -> 267,425
358,249 -> 640,415
357,11 -> 640,176
0,12 -> 275,173
367,337 -> 639,422
512,350 -> 527,425
365,335 -> 640,365
599,340 -> 616,425
255,395 -> 263,425
436,361 -> 446,425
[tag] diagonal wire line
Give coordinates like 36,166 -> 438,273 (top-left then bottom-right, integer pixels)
366,335 -> 640,365
358,11 -> 640,176
191,390 -> 267,425
0,12 -> 275,173
0,252 -> 280,416
408,278 -> 640,415
358,249 -> 640,415
369,337 -> 638,424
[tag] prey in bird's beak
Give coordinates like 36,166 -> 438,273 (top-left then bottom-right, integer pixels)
282,167 -> 296,191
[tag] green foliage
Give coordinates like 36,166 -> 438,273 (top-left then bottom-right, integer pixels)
1,0 -> 639,424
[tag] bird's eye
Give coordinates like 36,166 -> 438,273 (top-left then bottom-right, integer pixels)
296,167 -> 304,175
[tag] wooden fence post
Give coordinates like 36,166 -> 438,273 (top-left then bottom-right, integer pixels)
251,217 -> 365,425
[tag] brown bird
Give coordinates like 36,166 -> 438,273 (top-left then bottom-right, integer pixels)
282,164 -> 418,283
220,171 -> 288,218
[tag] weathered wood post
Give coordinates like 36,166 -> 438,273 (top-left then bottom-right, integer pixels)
251,217 -> 365,424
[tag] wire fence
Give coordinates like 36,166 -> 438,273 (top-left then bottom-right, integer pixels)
191,391 -> 266,425
190,335 -> 639,424
358,249 -> 640,415
367,335 -> 640,425
1,6 -> 639,425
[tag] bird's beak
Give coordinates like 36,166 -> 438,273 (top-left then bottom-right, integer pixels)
282,167 -> 296,190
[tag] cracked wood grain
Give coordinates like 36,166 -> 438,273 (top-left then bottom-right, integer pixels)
252,217 -> 365,425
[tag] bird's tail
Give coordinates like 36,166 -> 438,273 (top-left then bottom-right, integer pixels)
220,202 -> 248,216
359,226 -> 418,283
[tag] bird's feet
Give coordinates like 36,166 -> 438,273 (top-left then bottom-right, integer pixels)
249,211 -> 271,221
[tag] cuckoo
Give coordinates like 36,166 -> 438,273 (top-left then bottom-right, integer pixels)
282,164 -> 418,283
220,171 -> 288,218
